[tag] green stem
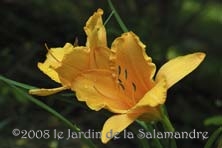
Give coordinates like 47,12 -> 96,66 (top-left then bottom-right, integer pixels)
162,115 -> 175,132
130,125 -> 150,148
107,0 -> 128,32
160,106 -> 177,148
104,10 -> 114,26
147,124 -> 163,148
137,120 -> 163,148
204,127 -> 222,148
160,105 -> 175,132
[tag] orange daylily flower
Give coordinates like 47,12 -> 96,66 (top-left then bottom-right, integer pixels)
29,9 -> 110,96
71,32 -> 205,143
29,8 -> 206,144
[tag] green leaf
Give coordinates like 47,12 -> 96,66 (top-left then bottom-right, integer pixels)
0,75 -> 96,148
204,116 -> 222,126
12,85 -> 96,148
0,75 -> 36,90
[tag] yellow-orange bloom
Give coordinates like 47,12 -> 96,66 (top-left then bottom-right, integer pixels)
29,9 -> 110,96
29,8 -> 205,144
71,31 -> 205,143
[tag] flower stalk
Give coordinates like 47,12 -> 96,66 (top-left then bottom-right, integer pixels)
108,0 -> 128,32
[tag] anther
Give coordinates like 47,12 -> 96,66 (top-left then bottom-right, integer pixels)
118,65 -> 121,76
124,69 -> 128,80
119,83 -> 125,91
132,82 -> 136,91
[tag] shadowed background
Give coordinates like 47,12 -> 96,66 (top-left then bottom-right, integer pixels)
0,0 -> 221,147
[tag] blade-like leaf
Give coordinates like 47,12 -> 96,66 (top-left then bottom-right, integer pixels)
204,116 -> 222,126
0,75 -> 36,89
0,75 -> 96,148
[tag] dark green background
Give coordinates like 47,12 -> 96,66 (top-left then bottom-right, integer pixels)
0,0 -> 221,147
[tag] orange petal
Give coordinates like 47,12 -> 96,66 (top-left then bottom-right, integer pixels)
29,86 -> 68,96
89,46 -> 111,69
84,9 -> 110,69
55,46 -> 91,86
135,78 -> 167,107
101,112 -> 141,143
71,70 -> 132,113
38,43 -> 74,83
156,52 -> 206,89
84,8 -> 107,49
55,46 -> 111,86
110,32 -> 156,102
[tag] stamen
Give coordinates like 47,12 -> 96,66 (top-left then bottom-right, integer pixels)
132,82 -> 136,91
44,43 -> 83,77
44,43 -> 61,63
73,37 -> 78,47
119,83 -> 125,91
118,65 -> 121,76
124,69 -> 128,80
132,82 -> 137,104
116,66 -> 125,91
117,79 -> 125,91
118,78 -> 122,83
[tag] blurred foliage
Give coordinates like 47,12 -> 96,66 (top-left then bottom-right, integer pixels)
0,0 -> 221,147
204,116 -> 222,126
